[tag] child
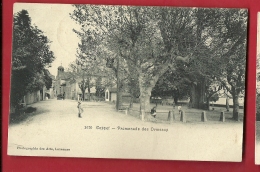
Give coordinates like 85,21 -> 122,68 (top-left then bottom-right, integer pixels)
151,106 -> 157,118
178,105 -> 182,115
77,101 -> 84,118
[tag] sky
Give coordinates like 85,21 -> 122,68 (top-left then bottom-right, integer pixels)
13,3 -> 81,76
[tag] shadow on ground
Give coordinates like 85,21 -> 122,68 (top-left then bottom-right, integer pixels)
9,106 -> 50,125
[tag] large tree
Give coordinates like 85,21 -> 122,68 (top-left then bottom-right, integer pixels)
71,5 -> 247,120
11,10 -> 55,109
158,8 -> 247,112
103,6 -> 192,118
214,9 -> 247,119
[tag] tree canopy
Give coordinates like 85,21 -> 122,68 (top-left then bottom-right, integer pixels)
71,5 -> 247,120
11,10 -> 55,107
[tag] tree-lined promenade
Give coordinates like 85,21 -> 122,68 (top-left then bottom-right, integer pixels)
10,6 -> 247,123
70,6 -> 247,120
8,4 -> 247,163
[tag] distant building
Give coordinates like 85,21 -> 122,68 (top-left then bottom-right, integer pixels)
53,65 -> 105,101
54,65 -> 72,98
68,77 -> 96,100
105,88 -> 117,102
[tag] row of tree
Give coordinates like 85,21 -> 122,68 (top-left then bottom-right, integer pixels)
70,5 -> 247,120
66,58 -> 114,101
11,10 -> 55,110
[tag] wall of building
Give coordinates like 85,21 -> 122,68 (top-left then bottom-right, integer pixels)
111,93 -> 116,102
48,88 -> 54,99
70,82 -> 77,100
65,85 -> 71,99
24,90 -> 40,105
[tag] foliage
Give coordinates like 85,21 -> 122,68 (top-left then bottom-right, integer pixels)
11,10 -> 55,107
67,59 -> 112,100
78,77 -> 92,100
43,69 -> 53,90
151,65 -> 190,103
71,6 -> 247,118
95,77 -> 104,97
215,9 -> 247,117
209,93 -> 219,102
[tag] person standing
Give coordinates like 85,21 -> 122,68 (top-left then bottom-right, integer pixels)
226,96 -> 230,112
77,101 -> 84,118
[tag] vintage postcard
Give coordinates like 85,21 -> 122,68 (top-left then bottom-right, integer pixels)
256,12 -> 260,165
8,3 -> 248,162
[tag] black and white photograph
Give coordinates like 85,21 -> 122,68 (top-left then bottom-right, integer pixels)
256,12 -> 260,165
8,3 -> 247,162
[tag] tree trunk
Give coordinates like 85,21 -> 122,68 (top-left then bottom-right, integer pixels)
116,80 -> 123,111
190,80 -> 206,109
87,85 -> 90,101
190,84 -> 196,108
173,96 -> 178,105
138,73 -> 158,121
130,96 -> 133,108
115,56 -> 123,111
206,97 -> 210,111
117,88 -> 123,110
232,93 -> 239,119
139,86 -> 152,120
226,97 -> 230,111
190,83 -> 200,108
82,91 -> 85,101
199,80 -> 206,109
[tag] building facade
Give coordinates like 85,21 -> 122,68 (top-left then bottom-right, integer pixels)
53,65 -> 100,101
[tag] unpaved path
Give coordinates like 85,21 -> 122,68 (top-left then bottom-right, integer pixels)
8,99 -> 243,162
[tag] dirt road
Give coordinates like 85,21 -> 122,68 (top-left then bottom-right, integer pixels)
8,99 -> 243,162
